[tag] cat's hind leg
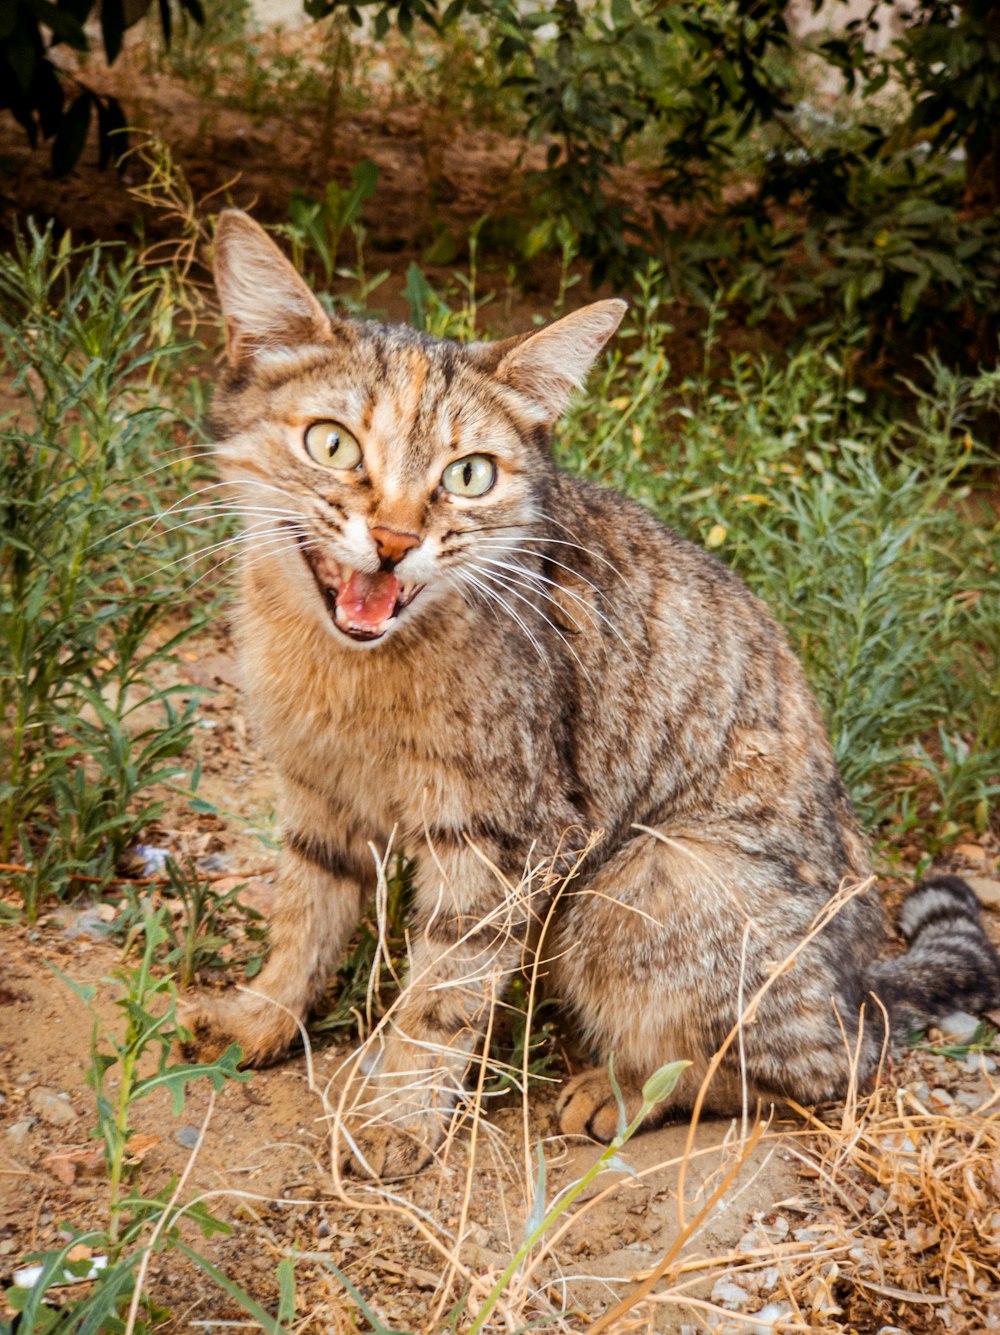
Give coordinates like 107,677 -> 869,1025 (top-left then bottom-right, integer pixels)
550,825 -> 881,1141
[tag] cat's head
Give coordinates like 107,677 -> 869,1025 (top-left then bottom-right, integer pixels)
210,210 -> 624,648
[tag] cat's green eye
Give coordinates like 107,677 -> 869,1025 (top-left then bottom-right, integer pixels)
441,454 -> 496,497
304,421 -> 362,470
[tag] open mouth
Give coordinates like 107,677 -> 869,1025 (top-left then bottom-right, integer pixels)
298,537 -> 423,642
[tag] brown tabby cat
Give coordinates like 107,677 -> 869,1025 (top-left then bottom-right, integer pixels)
184,210 -> 1000,1180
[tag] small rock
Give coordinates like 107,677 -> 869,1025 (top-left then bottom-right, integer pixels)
750,1302 -> 794,1332
905,1222 -> 941,1253
955,1090 -> 984,1110
174,1125 -> 201,1150
0,1240 -> 14,1256
963,1053 -> 997,1074
745,1265 -> 780,1293
737,1226 -> 768,1254
54,905 -> 113,942
928,1087 -> 954,1111
880,1132 -> 917,1154
28,1087 -> 77,1126
711,1279 -> 751,1311
866,1187 -> 888,1214
135,844 -> 171,875
966,876 -> 1000,910
5,1119 -> 33,1148
938,1010 -> 982,1045
196,853 -> 230,874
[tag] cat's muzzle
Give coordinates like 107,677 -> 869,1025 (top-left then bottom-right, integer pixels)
297,535 -> 423,643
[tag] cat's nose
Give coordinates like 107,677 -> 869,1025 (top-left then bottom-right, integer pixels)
370,525 -> 420,568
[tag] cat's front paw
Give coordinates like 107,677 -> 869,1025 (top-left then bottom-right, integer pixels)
178,993 -> 299,1068
557,1066 -> 688,1142
556,1068 -> 626,1142
337,1114 -> 445,1181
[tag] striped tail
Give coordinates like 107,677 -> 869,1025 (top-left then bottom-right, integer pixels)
869,874 -> 1000,1036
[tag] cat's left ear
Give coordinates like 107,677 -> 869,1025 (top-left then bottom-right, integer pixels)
483,299 -> 627,424
213,209 -> 336,366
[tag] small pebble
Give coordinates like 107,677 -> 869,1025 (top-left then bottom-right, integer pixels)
749,1302 -> 794,1332
28,1087 -> 77,1126
866,1188 -> 888,1214
963,1053 -> 997,1074
711,1279 -> 750,1310
5,1119 -> 33,1148
938,1010 -> 982,1045
965,875 -> 1000,909
955,1090 -> 984,1110
196,853 -> 230,873
174,1125 -> 201,1150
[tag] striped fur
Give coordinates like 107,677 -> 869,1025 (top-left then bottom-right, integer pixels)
872,876 -> 1000,1030
181,211 -> 1000,1179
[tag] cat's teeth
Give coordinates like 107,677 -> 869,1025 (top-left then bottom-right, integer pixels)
401,581 -> 416,604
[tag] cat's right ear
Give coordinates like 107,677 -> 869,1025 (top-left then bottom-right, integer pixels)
213,210 -> 335,366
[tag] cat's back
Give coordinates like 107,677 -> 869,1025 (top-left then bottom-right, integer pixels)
553,472 -> 865,869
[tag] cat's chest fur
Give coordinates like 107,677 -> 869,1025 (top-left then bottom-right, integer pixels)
238,574 -> 570,840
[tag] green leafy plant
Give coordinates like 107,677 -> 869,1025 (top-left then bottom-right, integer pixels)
0,223 -> 205,918
118,858 -> 261,989
53,907 -> 248,1241
284,161 -> 380,285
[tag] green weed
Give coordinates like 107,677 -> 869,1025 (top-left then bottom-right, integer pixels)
118,858 -> 261,990
0,223 -> 206,918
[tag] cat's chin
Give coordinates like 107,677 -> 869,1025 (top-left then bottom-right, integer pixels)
297,537 -> 423,646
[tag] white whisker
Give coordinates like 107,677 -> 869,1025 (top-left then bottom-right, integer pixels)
467,563 -> 596,689
448,569 -> 550,669
154,519 -> 309,576
475,539 -> 610,601
180,532 -> 309,597
475,554 -> 634,655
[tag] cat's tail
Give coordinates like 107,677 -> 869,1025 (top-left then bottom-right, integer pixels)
868,874 -> 1000,1038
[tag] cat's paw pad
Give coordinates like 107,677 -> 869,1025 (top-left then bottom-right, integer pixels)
556,1068 -> 625,1143
337,1120 -> 439,1181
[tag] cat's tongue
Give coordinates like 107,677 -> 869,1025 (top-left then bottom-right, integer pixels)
334,569 -> 400,634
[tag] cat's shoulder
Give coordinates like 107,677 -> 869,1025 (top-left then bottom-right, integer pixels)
557,470 -> 744,585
